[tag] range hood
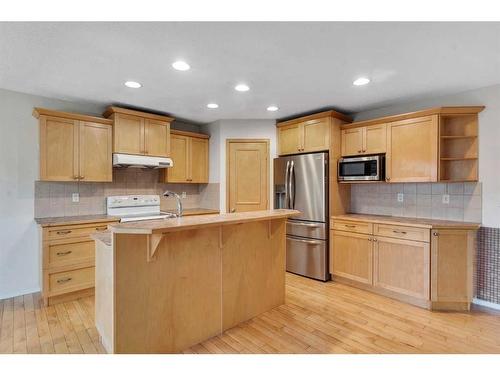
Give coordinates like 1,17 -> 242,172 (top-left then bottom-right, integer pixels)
113,153 -> 173,169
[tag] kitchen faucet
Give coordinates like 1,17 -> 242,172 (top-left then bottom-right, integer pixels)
163,190 -> 183,217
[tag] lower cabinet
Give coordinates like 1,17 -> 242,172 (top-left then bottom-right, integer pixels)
330,218 -> 478,311
331,230 -> 372,285
40,220 -> 118,306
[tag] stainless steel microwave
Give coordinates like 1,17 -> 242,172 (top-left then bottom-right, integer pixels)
338,154 -> 385,182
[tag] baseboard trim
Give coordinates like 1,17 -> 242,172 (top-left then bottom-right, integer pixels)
472,298 -> 500,311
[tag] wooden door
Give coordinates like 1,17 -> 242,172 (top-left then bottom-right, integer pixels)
278,123 -> 301,155
144,119 -> 170,157
190,137 -> 209,183
227,140 -> 269,213
373,236 -> 430,300
364,123 -> 387,154
113,113 -> 144,155
431,229 -> 474,305
39,115 -> 79,181
302,118 -> 330,152
341,127 -> 364,156
330,230 -> 373,285
79,121 -> 112,182
165,134 -> 189,182
386,115 -> 438,182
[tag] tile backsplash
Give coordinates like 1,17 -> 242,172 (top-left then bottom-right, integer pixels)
35,169 -> 220,218
350,182 -> 482,222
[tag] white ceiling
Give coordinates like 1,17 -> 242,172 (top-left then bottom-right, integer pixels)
1,22 -> 499,123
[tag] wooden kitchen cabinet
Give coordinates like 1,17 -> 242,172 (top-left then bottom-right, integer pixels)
163,130 -> 209,183
386,115 -> 438,182
34,108 -> 113,182
331,230 -> 373,285
277,110 -> 351,156
341,123 -> 387,156
104,106 -> 173,157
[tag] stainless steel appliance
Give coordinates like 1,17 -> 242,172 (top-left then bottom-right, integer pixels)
274,152 -> 329,281
106,195 -> 176,222
338,154 -> 385,182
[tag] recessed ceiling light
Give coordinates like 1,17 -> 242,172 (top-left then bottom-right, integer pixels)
124,81 -> 142,88
172,61 -> 190,71
267,106 -> 279,112
207,103 -> 219,109
235,84 -> 250,92
353,77 -> 370,86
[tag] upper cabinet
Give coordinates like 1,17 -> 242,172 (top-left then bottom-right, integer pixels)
341,123 -> 387,156
34,108 -> 113,182
277,110 -> 352,156
343,106 -> 484,183
162,130 -> 209,183
103,106 -> 173,157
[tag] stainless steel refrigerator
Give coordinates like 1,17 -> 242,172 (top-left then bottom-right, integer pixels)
274,152 -> 329,281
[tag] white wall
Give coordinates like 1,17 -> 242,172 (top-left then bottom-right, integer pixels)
353,84 -> 500,228
0,88 -> 105,299
203,119 -> 277,213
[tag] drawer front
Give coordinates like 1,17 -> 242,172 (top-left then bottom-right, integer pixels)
49,267 -> 95,294
47,240 -> 95,268
286,220 -> 327,240
374,224 -> 430,242
47,224 -> 110,240
331,220 -> 373,235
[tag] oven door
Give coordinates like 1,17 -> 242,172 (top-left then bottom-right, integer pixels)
338,155 -> 383,181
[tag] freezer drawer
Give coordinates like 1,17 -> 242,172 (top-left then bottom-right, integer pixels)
286,235 -> 328,281
286,220 -> 327,240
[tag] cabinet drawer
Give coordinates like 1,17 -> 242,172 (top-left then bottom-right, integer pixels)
331,220 -> 373,235
47,239 -> 95,268
47,224 -> 110,240
374,224 -> 430,242
48,267 -> 95,295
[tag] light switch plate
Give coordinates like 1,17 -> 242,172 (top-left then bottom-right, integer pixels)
397,193 -> 404,202
442,194 -> 450,204
181,192 -> 187,199
72,193 -> 80,203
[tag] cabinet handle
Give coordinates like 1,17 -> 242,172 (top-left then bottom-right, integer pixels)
386,177 -> 391,182
393,230 -> 407,235
95,227 -> 106,232
56,277 -> 72,284
358,150 -> 362,153
433,232 -> 439,237
344,224 -> 356,228
373,238 -> 378,242
73,175 -> 79,180
230,208 -> 236,213
56,230 -> 72,235
79,175 -> 84,180
56,251 -> 72,256
368,238 -> 373,242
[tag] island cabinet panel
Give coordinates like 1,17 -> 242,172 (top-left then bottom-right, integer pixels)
386,115 -> 438,182
330,230 -> 373,285
431,229 -> 474,310
221,219 -> 286,330
373,237 -> 430,300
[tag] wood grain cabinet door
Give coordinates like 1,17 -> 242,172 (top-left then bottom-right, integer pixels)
363,123 -> 387,155
113,113 -> 145,155
39,115 -> 79,181
278,123 -> 301,155
302,118 -> 330,153
341,127 -> 364,156
373,236 -> 430,300
190,137 -> 209,183
386,115 -> 438,182
144,119 -> 170,157
78,121 -> 112,182
331,230 -> 373,285
166,134 -> 189,182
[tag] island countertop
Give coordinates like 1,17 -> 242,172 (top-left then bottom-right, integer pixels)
109,209 -> 300,235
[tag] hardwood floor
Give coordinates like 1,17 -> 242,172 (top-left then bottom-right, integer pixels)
1,273 -> 500,354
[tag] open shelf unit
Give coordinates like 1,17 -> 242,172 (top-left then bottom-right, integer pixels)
439,114 -> 479,182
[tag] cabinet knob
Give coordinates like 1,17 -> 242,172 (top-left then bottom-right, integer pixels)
373,238 -> 378,242
368,238 -> 373,242
433,232 -> 439,237
386,177 -> 391,182
230,208 -> 236,213
358,150 -> 362,153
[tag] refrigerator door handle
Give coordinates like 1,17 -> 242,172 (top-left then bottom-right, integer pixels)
289,160 -> 295,209
284,160 -> 290,209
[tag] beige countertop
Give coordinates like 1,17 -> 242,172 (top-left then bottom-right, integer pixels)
35,214 -> 119,227
110,209 -> 300,235
169,208 -> 220,216
332,213 -> 480,230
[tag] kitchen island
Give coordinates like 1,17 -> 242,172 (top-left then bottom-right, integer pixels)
92,209 -> 299,353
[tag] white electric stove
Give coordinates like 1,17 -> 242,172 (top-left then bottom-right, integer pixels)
106,195 -> 176,222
